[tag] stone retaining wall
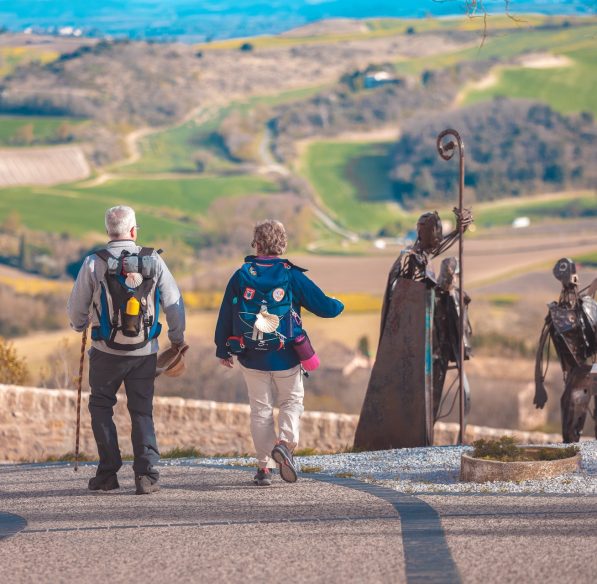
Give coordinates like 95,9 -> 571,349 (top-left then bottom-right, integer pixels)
0,384 -> 562,462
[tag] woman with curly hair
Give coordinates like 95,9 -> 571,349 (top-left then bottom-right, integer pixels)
214,219 -> 343,485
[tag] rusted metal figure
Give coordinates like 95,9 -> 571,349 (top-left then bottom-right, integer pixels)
354,207 -> 473,451
434,257 -> 472,424
534,258 -> 597,442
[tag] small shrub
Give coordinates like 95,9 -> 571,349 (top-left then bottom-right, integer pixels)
536,445 -> 579,461
227,460 -> 255,467
472,436 -> 521,461
0,337 -> 29,384
44,452 -> 95,462
294,447 -> 318,457
301,465 -> 323,474
472,436 -> 579,462
161,446 -> 203,459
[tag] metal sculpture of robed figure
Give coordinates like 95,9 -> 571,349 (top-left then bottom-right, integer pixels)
534,258 -> 597,442
354,129 -> 473,451
354,207 -> 473,450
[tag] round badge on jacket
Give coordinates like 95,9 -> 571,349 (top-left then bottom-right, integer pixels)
272,288 -> 285,302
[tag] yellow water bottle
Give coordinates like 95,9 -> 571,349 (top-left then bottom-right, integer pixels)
123,297 -> 141,336
126,297 -> 140,316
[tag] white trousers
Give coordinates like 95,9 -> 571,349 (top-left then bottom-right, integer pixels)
239,364 -> 305,469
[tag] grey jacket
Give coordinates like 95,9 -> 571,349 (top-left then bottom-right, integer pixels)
67,240 -> 185,356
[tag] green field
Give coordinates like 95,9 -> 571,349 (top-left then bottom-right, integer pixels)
74,175 -> 278,215
300,135 -> 596,235
300,140 -> 411,233
0,187 -> 188,238
463,46 -> 597,115
474,191 -> 596,227
0,116 -> 87,146
127,85 -> 325,174
0,175 -> 279,240
126,110 -> 230,174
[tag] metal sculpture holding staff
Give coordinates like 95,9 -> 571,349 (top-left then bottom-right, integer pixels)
354,129 -> 473,450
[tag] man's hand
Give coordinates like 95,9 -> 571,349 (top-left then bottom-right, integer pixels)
219,357 -> 234,369
171,342 -> 189,355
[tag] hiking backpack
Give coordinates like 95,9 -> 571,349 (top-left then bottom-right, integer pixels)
91,247 -> 162,351
230,260 -> 302,353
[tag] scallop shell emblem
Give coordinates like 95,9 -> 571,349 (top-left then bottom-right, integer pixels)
254,309 -> 280,333
125,272 -> 143,288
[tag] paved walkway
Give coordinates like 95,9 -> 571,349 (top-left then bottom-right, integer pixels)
0,462 -> 596,583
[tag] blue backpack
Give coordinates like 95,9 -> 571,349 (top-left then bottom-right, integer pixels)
231,261 -> 301,353
91,247 -> 162,351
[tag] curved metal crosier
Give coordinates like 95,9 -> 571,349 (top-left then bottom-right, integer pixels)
436,129 -> 466,444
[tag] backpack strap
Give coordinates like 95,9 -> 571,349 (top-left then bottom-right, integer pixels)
95,249 -> 114,262
283,259 -> 308,273
139,247 -> 155,257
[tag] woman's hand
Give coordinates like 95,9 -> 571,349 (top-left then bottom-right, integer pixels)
219,357 -> 234,368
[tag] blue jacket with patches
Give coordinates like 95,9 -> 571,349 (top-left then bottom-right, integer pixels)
214,256 -> 344,371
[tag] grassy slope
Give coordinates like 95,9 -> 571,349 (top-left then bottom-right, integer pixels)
463,45 -> 597,115
394,22 -> 597,75
300,140 -> 411,232
127,85 -> 325,174
73,176 -> 278,215
0,186 -> 189,238
0,175 -> 278,240
474,191 -> 596,227
126,110 -> 229,174
0,115 -> 87,145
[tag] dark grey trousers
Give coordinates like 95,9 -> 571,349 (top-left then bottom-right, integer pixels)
88,348 -> 159,481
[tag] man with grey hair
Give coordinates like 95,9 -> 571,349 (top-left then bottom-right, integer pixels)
68,205 -> 186,494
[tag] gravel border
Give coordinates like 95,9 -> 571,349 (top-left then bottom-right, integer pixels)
164,441 -> 597,495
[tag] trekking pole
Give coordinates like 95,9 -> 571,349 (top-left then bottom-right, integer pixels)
74,326 -> 88,472
437,128 -> 466,445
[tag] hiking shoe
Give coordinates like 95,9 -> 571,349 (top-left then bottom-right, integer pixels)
88,474 -> 119,492
271,443 -> 298,483
253,468 -> 273,486
135,475 -> 160,495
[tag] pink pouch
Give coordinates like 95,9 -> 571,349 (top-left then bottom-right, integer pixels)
293,333 -> 320,371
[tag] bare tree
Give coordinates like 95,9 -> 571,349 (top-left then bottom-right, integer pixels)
433,0 -> 525,45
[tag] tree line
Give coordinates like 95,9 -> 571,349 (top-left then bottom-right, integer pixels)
389,99 -> 597,208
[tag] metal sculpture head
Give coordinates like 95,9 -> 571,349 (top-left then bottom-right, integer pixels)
416,211 -> 443,252
553,258 -> 578,288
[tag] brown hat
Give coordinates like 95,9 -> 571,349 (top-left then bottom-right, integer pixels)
156,343 -> 189,378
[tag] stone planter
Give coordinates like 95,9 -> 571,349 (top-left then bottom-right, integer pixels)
460,447 -> 581,483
